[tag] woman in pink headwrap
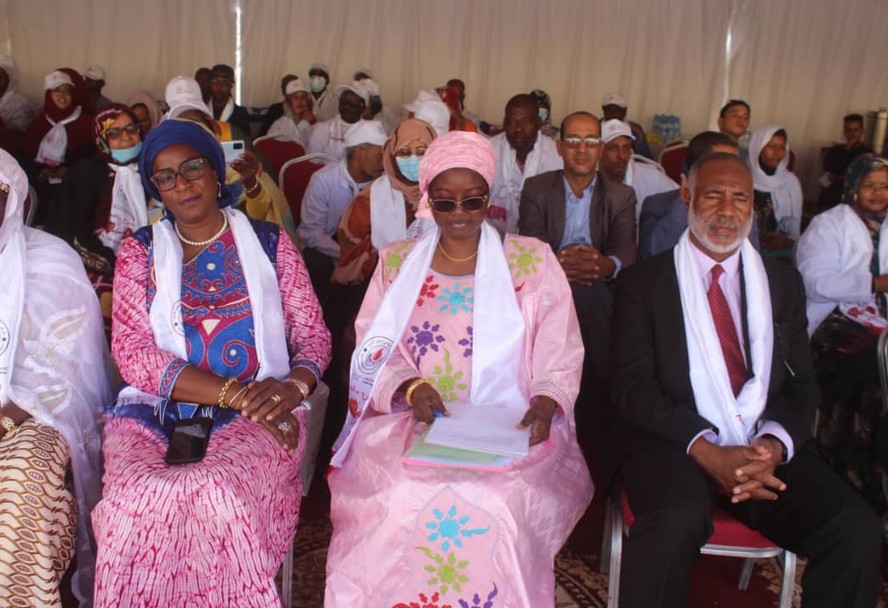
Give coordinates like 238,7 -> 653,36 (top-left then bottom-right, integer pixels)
325,131 -> 593,607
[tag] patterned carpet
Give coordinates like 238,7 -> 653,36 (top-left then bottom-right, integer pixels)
288,514 -> 888,608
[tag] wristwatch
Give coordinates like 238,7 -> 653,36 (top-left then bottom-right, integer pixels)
0,415 -> 17,437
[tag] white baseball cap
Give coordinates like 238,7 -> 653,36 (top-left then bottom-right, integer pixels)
602,92 -> 628,109
601,119 -> 636,143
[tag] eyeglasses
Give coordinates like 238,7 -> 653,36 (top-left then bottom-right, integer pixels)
429,195 -> 489,213
106,124 -> 140,140
395,146 -> 427,158
150,157 -> 208,192
562,136 -> 601,149
861,182 -> 888,192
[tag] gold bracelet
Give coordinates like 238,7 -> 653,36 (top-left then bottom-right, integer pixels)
228,384 -> 249,410
404,378 -> 429,407
244,179 -> 262,197
284,377 -> 311,400
0,415 -> 17,438
218,377 -> 238,408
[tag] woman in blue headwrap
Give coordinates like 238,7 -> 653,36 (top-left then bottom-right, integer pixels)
91,119 -> 331,607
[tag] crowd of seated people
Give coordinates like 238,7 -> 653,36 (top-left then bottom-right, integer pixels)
0,54 -> 885,608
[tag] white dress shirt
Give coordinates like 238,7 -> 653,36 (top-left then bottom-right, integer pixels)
297,160 -> 366,260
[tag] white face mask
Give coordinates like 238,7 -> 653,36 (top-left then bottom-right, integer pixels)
309,75 -> 327,94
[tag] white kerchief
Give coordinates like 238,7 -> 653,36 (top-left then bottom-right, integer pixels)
148,206 -> 289,379
218,97 -> 235,123
748,125 -> 803,238
98,163 -> 148,253
331,222 -> 526,465
35,105 -> 83,167
674,230 -> 773,446
369,175 -> 434,251
493,133 -> 545,230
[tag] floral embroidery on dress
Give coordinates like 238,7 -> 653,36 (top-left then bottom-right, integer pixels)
425,505 -> 490,552
385,242 -> 413,280
458,585 -> 499,608
458,327 -> 473,358
417,275 -> 440,307
428,350 -> 467,402
392,592 -> 453,608
506,241 -> 543,278
407,321 -> 446,363
417,548 -> 470,595
437,283 -> 474,314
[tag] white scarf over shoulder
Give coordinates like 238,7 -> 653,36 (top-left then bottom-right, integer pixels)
0,150 -> 112,606
331,222 -> 526,465
35,105 -> 83,166
97,163 -> 148,253
674,231 -> 773,446
368,174 -> 435,251
748,125 -> 803,239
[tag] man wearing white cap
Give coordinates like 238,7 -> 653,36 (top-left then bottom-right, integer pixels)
599,119 -> 677,220
307,80 -> 369,161
0,55 -> 35,134
309,63 -> 337,123
258,73 -> 299,137
84,65 -> 112,113
353,74 -> 397,134
403,90 -> 450,138
298,119 -> 387,300
266,79 -> 315,148
602,92 -> 652,159
489,93 -> 562,234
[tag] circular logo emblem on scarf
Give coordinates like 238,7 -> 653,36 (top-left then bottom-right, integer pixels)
0,321 -> 9,356
171,301 -> 185,336
355,336 -> 393,376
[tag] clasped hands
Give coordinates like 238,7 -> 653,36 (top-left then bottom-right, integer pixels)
557,244 -> 615,286
690,436 -> 786,503
407,381 -> 558,446
233,377 -> 304,453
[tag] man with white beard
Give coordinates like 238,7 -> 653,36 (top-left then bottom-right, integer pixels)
607,153 -> 880,608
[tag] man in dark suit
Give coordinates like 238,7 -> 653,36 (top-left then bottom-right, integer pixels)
638,131 -> 760,260
519,111 -> 636,472
610,153 -> 880,608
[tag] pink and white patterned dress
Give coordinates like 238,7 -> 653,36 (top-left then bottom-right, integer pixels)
93,222 -> 330,607
326,235 -> 593,608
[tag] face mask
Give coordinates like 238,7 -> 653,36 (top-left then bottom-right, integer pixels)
539,108 -> 549,122
309,76 -> 327,93
395,155 -> 422,183
110,141 -> 142,164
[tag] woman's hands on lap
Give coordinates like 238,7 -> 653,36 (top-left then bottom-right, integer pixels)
408,382 -> 449,424
238,377 -> 304,423
518,396 -> 558,446
255,410 -> 300,453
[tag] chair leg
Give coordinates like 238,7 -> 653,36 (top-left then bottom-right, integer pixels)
737,557 -> 755,590
280,542 -> 294,608
600,496 -> 613,574
778,550 -> 797,608
607,494 -> 623,608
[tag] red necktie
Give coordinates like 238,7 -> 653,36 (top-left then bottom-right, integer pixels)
708,264 -> 747,396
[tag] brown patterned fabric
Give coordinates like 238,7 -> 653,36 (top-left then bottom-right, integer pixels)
0,420 -> 75,608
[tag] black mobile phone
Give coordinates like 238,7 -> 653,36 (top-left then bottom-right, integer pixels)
165,418 -> 213,465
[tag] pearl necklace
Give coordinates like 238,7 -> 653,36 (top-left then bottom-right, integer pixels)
437,242 -> 478,263
174,212 -> 229,247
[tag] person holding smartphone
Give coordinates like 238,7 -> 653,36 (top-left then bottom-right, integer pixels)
92,119 -> 331,607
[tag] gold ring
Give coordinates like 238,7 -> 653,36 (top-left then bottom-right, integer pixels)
270,394 -> 282,405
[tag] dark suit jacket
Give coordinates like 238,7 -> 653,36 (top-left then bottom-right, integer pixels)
518,170 -> 637,267
638,189 -> 761,261
610,249 -> 818,461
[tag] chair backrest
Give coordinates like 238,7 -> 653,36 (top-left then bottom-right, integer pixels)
658,140 -> 689,183
253,136 -> 306,185
23,186 -> 38,226
279,155 -> 331,227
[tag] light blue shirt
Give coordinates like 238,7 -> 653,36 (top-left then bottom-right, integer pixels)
296,160 -> 365,260
559,176 -> 595,250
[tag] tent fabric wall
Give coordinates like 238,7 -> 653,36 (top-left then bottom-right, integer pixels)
1,0 -> 887,197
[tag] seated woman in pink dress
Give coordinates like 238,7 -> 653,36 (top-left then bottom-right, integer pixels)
326,131 -> 594,607
92,119 -> 331,607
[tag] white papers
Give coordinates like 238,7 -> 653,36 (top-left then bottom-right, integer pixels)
423,402 -> 529,458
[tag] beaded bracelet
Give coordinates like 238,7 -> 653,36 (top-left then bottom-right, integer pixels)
218,377 -> 238,408
404,378 -> 430,407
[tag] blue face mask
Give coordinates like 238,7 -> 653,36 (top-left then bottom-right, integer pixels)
110,141 -> 142,164
309,76 -> 327,93
539,108 -> 549,122
395,155 -> 422,183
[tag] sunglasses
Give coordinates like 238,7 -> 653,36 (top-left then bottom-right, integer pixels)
150,157 -> 208,192
105,123 -> 140,140
562,136 -> 601,149
429,195 -> 489,213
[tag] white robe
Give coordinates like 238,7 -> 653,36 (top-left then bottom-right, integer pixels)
623,159 -> 679,220
795,203 -> 888,335
266,115 -> 312,149
489,132 -> 562,234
